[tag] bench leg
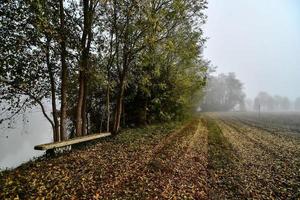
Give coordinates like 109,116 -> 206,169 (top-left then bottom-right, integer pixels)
46,149 -> 55,157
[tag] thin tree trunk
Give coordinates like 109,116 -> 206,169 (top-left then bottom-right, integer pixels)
81,78 -> 87,135
59,0 -> 67,141
75,73 -> 84,136
3,81 -> 57,139
112,55 -> 129,134
122,97 -> 125,127
86,112 -> 89,134
106,83 -> 110,132
45,37 -> 59,142
100,111 -> 104,133
105,24 -> 113,133
105,38 -> 113,133
113,79 -> 125,134
112,7 -> 129,134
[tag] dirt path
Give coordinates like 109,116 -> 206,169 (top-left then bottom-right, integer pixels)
1,115 -> 300,199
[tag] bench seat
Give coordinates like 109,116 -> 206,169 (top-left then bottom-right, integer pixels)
34,133 -> 111,150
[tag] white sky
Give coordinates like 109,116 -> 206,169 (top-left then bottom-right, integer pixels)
203,0 -> 300,100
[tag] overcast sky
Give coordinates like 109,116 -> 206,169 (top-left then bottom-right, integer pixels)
203,0 -> 300,100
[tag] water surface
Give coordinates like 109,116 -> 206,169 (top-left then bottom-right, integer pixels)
0,111 -> 52,170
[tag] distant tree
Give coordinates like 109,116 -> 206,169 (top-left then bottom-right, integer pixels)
294,97 -> 300,111
201,73 -> 245,112
245,98 -> 254,111
273,95 -> 283,111
273,95 -> 290,111
281,97 -> 290,110
254,92 -> 274,111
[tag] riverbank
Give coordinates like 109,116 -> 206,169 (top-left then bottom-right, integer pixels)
1,121 -> 192,199
1,113 -> 300,199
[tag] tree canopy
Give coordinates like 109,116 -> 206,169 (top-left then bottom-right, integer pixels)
254,92 -> 291,112
0,0 -> 209,141
200,73 -> 245,112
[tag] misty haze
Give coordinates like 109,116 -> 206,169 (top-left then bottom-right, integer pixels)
1,0 -> 299,199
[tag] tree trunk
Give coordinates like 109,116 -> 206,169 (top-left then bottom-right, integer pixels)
113,79 -> 125,134
45,37 -> 59,142
76,50 -> 89,137
81,78 -> 87,135
75,0 -> 93,137
137,97 -> 148,126
100,112 -> 104,133
86,112 -> 90,134
112,51 -> 130,134
75,72 -> 84,137
59,0 -> 67,141
106,83 -> 110,132
112,12 -> 129,134
122,97 -> 125,127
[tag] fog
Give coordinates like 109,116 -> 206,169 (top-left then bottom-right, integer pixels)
204,0 -> 300,100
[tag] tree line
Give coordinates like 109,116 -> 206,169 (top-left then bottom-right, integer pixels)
200,73 -> 300,113
0,0 -> 209,141
249,92 -> 300,112
200,73 -> 245,112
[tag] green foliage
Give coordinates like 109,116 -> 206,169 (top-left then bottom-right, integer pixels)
125,14 -> 209,124
1,0 -> 209,137
0,1 -> 61,124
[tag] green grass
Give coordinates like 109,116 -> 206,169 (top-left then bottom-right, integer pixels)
205,117 -> 243,197
206,117 -> 233,169
114,121 -> 184,145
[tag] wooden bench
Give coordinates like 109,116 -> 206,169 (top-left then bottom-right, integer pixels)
34,133 -> 111,153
